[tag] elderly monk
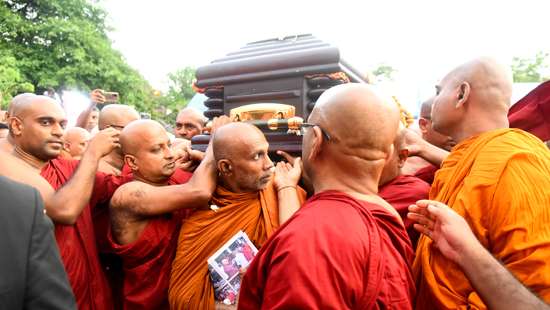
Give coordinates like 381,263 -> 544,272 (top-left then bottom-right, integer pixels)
174,107 -> 207,139
414,57 -> 550,309
0,93 -> 37,152
108,120 -> 217,310
169,122 -> 305,309
61,127 -> 91,159
238,84 -> 415,309
409,200 -> 550,310
402,97 -> 456,184
0,95 -> 121,310
96,104 -> 141,175
378,126 -> 430,247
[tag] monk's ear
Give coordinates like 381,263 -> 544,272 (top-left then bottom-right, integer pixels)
418,118 -> 429,133
63,141 -> 71,152
124,155 -> 138,171
456,82 -> 470,109
9,117 -> 23,136
397,148 -> 409,168
217,159 -> 232,176
308,126 -> 324,161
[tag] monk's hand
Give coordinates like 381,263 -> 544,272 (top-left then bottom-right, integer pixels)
408,200 -> 479,266
274,157 -> 302,191
90,89 -> 105,105
86,127 -> 120,159
210,115 -> 232,135
402,128 -> 425,157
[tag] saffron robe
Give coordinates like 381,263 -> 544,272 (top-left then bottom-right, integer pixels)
168,182 -> 305,309
238,190 -> 415,310
379,174 -> 430,247
40,158 -> 121,310
414,128 -> 550,309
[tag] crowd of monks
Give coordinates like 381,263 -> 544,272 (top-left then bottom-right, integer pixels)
0,57 -> 549,310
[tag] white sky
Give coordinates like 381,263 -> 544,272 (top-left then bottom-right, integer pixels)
100,0 -> 550,114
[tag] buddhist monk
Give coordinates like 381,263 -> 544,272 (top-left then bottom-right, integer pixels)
378,126 -> 430,247
95,104 -> 141,175
238,84 -> 415,309
414,57 -> 550,309
108,120 -> 218,310
169,122 -> 306,309
0,93 -> 37,152
402,97 -> 455,184
61,127 -> 91,159
174,107 -> 207,139
1,95 -> 121,310
408,200 -> 550,310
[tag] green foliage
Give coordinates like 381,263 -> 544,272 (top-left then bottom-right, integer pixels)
511,52 -> 550,83
157,67 -> 197,123
0,0 -> 156,112
371,63 -> 397,82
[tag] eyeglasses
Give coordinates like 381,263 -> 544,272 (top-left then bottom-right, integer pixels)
301,123 -> 331,141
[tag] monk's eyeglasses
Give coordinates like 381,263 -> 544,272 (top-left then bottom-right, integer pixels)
301,123 -> 331,141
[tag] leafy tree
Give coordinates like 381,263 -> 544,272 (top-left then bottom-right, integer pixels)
511,52 -> 550,83
153,67 -> 197,124
372,63 -> 397,82
0,0 -> 154,111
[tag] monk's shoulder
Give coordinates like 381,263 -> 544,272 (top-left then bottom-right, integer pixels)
110,181 -> 147,210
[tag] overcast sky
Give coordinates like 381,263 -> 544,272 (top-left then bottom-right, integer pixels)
100,0 -> 550,112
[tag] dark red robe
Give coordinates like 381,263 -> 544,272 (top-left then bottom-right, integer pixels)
413,163 -> 439,185
508,80 -> 550,142
238,190 -> 415,310
379,174 -> 430,248
108,170 -> 192,310
41,158 -> 121,310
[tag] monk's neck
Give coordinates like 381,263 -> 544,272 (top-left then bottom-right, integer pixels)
453,114 -> 509,144
218,177 -> 252,194
103,150 -> 124,170
313,175 -> 379,201
13,145 -> 49,171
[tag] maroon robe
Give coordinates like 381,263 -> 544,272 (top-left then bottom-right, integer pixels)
108,171 -> 192,310
508,80 -> 550,142
238,190 -> 415,310
379,174 -> 430,248
413,163 -> 439,185
41,158 -> 121,310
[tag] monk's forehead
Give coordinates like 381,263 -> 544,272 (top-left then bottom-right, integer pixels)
20,98 -> 66,120
232,128 -> 268,155
134,125 -> 168,149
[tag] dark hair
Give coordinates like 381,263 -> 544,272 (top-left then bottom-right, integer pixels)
0,122 -> 8,130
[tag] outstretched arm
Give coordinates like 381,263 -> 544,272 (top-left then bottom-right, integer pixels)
110,144 -> 216,216
46,128 -> 119,224
75,89 -> 104,129
408,200 -> 550,310
403,129 -> 449,167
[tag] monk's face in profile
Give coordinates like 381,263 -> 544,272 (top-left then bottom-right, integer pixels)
218,130 -> 274,192
418,115 -> 456,151
126,126 -> 176,183
11,98 -> 67,161
432,76 -> 465,137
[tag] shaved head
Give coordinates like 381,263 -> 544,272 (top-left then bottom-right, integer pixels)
175,107 -> 206,139
420,97 -> 434,118
302,83 -> 400,195
120,120 -> 175,184
432,57 -> 513,141
212,122 -> 274,192
98,104 -> 140,130
63,127 -> 91,159
7,93 -> 37,117
9,95 -> 67,161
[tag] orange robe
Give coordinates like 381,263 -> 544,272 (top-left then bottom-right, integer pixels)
168,182 -> 304,309
414,128 -> 550,309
